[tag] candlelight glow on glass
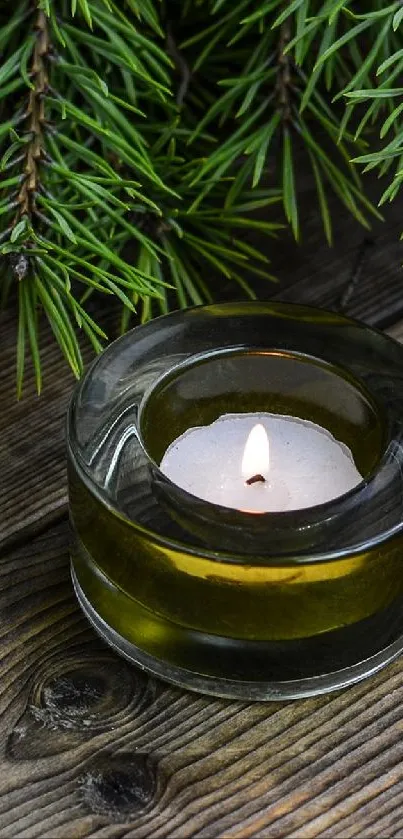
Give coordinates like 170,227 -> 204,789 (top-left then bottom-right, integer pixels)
159,413 -> 363,513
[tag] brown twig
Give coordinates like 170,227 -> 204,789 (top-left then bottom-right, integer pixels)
15,5 -> 49,223
276,18 -> 292,122
166,23 -> 191,107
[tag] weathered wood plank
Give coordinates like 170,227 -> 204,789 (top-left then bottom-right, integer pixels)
385,318 -> 403,344
2,521 -> 403,837
2,121 -> 403,839
0,305 -> 119,552
269,180 -> 403,327
218,168 -> 403,327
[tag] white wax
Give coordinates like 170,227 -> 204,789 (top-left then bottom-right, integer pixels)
159,413 -> 362,512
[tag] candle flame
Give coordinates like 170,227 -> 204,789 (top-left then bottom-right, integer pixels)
241,423 -> 270,481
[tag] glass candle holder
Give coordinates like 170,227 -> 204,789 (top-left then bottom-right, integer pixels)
67,302 -> 403,700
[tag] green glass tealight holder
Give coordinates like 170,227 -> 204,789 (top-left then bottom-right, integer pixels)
67,302 -> 403,700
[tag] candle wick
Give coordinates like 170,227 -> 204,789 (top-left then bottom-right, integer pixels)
245,473 -> 266,486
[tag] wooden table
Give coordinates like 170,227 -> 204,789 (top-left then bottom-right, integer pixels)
2,196 -> 403,838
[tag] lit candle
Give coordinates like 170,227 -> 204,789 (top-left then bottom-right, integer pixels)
159,413 -> 363,512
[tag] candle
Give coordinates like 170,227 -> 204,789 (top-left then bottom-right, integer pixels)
68,301 -> 403,701
159,413 -> 362,512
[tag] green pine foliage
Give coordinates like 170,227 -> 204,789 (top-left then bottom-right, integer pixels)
1,1 -> 403,393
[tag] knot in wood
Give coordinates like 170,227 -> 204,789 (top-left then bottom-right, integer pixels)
79,754 -> 157,819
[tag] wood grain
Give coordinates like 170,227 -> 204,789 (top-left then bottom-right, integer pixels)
2,522 -> 403,837
0,304 -> 119,552
385,318 -> 403,344
269,185 -> 403,329
225,165 -> 403,328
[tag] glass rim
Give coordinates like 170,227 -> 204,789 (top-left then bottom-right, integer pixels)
67,301 -> 403,565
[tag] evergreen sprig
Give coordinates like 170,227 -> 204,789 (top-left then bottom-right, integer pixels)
1,1 -> 403,394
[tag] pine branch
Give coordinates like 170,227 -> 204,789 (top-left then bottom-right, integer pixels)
15,6 -> 48,224
183,0 -> 378,244
1,0 -> 403,396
